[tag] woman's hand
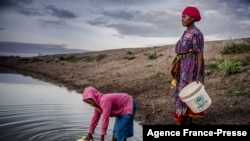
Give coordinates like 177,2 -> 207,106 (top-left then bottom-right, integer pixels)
196,75 -> 200,83
196,52 -> 203,84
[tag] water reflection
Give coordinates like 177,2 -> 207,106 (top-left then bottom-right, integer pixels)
0,73 -> 142,141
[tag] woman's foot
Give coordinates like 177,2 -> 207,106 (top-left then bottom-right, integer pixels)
186,117 -> 193,125
181,116 -> 188,125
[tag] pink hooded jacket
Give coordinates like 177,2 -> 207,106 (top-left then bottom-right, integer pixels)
82,86 -> 133,135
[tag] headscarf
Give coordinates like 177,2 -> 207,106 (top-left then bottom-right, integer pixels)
182,6 -> 201,22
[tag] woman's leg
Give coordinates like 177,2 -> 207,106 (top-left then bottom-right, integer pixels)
181,116 -> 188,125
186,117 -> 193,125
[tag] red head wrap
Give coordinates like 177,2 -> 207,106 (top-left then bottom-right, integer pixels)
182,6 -> 201,22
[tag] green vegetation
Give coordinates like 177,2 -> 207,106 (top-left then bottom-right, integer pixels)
148,51 -> 157,60
19,57 -> 43,63
126,51 -> 133,55
221,40 -> 250,54
204,69 -> 211,76
59,55 -> 77,62
123,51 -> 135,60
96,54 -> 107,61
215,54 -> 223,63
82,56 -> 95,62
208,39 -> 250,77
233,88 -> 250,96
123,55 -> 136,60
217,59 -> 243,77
233,56 -> 250,66
81,54 -> 108,62
150,69 -> 163,78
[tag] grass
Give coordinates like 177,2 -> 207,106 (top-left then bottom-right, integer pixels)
217,59 -> 243,77
147,52 -> 157,60
208,39 -> 250,77
123,51 -> 135,60
221,40 -> 250,54
81,54 -> 108,62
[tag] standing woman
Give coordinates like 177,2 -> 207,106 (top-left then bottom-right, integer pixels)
171,6 -> 205,125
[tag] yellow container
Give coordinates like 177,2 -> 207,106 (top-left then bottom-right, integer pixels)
76,136 -> 93,141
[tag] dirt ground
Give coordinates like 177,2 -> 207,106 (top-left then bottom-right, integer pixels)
0,38 -> 250,125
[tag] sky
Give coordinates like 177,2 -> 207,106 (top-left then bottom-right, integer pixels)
0,0 -> 250,52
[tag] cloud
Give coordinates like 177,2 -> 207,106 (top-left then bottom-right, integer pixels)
38,19 -> 68,28
16,5 -> 77,19
45,5 -> 77,19
197,0 -> 250,39
0,0 -> 34,10
88,8 -> 179,37
88,0 -> 250,40
88,0 -> 157,6
17,8 -> 45,16
0,0 -> 19,8
0,0 -> 249,52
102,9 -> 138,21
12,3 -> 78,29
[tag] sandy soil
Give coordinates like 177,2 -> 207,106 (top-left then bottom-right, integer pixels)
0,38 -> 250,125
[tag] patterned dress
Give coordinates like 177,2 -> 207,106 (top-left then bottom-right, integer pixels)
172,27 -> 205,123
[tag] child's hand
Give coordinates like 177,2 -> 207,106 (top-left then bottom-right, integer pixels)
84,133 -> 93,141
76,135 -> 92,141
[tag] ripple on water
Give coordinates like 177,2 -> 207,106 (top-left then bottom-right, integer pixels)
28,128 -> 89,141
0,73 -> 142,141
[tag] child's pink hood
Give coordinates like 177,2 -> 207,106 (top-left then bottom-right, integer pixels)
82,86 -> 103,106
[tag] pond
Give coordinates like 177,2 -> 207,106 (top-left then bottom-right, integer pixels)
0,72 -> 142,141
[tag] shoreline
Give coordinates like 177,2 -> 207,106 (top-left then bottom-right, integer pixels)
1,38 -> 250,125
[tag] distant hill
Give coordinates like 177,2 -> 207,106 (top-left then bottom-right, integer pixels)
0,41 -> 89,57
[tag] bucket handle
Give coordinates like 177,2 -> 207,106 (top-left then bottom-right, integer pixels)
181,84 -> 203,99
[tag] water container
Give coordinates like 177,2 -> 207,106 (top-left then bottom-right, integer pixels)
76,136 -> 93,141
179,81 -> 212,113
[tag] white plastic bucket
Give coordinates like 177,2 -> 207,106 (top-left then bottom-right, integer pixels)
179,81 -> 212,113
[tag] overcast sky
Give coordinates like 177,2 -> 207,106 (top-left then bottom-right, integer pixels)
0,0 -> 249,51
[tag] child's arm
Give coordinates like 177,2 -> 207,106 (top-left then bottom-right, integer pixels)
88,108 -> 101,134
